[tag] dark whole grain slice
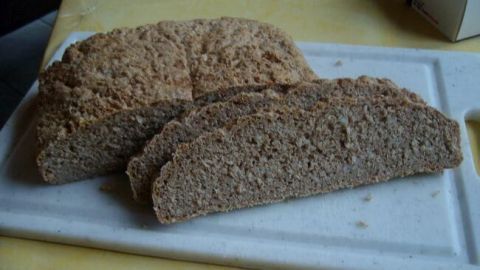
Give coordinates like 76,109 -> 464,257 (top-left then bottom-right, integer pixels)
128,76 -> 426,203
152,97 -> 462,224
37,17 -> 317,184
127,89 -> 284,202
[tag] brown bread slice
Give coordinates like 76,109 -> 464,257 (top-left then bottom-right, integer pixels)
37,17 -> 317,184
152,97 -> 462,224
127,90 -> 283,202
127,76 -> 426,203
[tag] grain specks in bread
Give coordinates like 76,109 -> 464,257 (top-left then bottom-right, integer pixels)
37,17 -> 317,184
152,97 -> 462,223
128,76 -> 426,203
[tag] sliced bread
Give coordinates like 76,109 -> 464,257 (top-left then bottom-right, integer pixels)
152,97 -> 462,223
127,89 -> 284,202
128,76 -> 426,203
37,17 -> 317,184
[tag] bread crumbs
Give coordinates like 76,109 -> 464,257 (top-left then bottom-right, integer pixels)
356,221 -> 368,229
99,183 -> 113,192
363,193 -> 372,202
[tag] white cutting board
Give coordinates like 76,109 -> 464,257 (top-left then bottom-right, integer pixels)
0,32 -> 479,270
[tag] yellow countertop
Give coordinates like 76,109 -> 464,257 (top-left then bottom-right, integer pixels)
2,0 -> 480,269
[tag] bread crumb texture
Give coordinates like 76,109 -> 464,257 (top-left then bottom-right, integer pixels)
37,17 -> 317,183
128,76 -> 429,203
37,17 -> 316,148
152,96 -> 462,223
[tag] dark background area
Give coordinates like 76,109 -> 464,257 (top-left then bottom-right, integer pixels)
1,0 -> 61,36
0,0 -> 61,128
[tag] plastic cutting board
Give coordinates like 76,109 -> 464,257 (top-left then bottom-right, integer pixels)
0,32 -> 479,270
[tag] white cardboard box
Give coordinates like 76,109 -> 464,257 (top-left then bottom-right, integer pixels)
412,0 -> 480,41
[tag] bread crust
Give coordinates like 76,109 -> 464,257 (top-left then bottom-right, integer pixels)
37,17 -> 317,183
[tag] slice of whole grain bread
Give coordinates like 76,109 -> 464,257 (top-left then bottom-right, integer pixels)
152,97 -> 462,224
37,17 -> 317,184
128,76 -> 426,203
127,89 -> 284,202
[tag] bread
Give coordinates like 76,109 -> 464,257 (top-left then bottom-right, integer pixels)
37,17 -> 318,184
127,90 -> 283,203
128,76 -> 426,203
152,97 -> 462,223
